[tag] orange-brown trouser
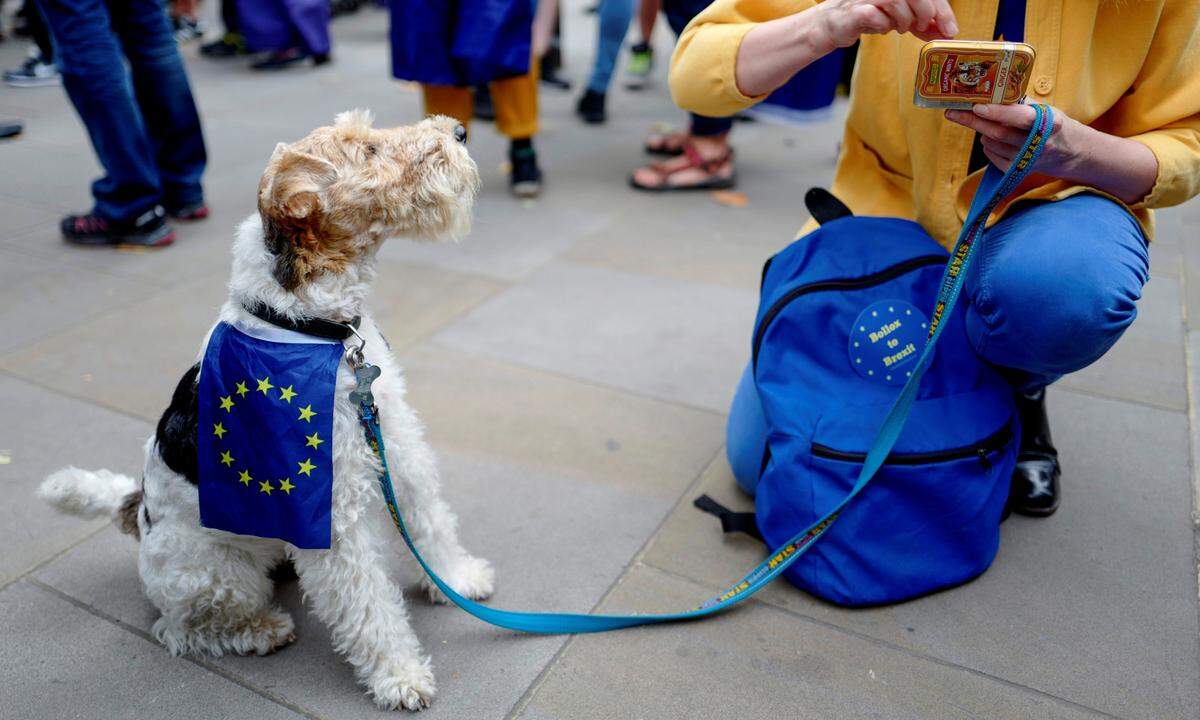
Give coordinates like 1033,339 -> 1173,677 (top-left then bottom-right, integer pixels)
421,58 -> 539,139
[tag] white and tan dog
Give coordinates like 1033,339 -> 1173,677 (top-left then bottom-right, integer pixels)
38,110 -> 493,711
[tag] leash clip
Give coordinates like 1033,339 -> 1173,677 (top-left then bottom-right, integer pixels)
344,322 -> 368,369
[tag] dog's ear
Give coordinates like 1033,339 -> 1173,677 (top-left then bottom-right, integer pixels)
261,145 -> 338,221
258,144 -> 339,290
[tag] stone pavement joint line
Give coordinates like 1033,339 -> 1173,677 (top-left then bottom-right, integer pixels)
1,2 -> 1197,718
28,579 -> 326,720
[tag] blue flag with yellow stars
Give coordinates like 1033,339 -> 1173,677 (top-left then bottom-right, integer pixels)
197,321 -> 344,548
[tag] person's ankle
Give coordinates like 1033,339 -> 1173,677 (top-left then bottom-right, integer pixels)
690,134 -> 730,158
510,137 -> 533,153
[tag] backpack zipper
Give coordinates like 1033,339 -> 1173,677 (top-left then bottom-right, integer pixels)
810,421 -> 1013,467
752,254 -> 947,367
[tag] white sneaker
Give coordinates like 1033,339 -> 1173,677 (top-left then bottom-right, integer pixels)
4,52 -> 60,88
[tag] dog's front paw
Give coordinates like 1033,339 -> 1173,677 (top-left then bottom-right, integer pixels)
371,658 -> 436,712
424,555 -> 495,604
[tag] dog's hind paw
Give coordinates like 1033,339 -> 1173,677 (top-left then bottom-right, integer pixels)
371,659 -> 436,712
424,555 -> 495,604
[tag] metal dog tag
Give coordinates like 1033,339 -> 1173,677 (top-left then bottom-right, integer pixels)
349,364 -> 381,407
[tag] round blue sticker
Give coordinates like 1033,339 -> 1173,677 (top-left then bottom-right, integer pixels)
848,300 -> 929,386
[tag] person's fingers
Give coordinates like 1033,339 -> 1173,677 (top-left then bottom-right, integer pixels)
973,103 -> 1036,129
852,4 -> 895,35
928,0 -> 958,37
983,145 -> 1016,170
904,0 -> 936,34
957,111 -> 1029,145
876,0 -> 915,34
981,136 -> 1022,158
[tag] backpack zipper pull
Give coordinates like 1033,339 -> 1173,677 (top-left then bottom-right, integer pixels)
977,448 -> 992,471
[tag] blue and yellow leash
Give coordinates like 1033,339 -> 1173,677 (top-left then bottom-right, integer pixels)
351,105 -> 1053,634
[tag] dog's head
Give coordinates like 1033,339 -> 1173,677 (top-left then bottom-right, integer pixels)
256,110 -> 478,290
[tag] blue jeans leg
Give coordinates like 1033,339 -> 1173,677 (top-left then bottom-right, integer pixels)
109,0 -> 207,210
727,363 -> 769,495
587,0 -> 635,94
963,194 -> 1150,390
41,0 -> 162,221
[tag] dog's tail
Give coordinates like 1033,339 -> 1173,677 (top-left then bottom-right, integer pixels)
38,467 -> 142,538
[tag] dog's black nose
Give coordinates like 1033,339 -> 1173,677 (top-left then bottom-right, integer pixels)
453,124 -> 467,143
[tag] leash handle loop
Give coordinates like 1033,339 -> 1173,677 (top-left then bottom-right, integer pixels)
360,105 -> 1054,634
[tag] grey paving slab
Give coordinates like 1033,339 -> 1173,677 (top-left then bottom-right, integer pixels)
0,272 -> 225,421
641,389 -> 1199,719
398,344 -> 725,497
0,581 -> 304,720
1058,272 -> 1187,411
35,447 -> 683,718
1148,205 -> 1184,278
0,194 -> 60,238
0,136 -> 99,212
433,261 -> 758,412
0,174 -> 249,287
0,246 -> 161,355
516,565 -> 1106,720
0,260 -> 504,423
378,191 -> 615,281
0,375 -> 150,587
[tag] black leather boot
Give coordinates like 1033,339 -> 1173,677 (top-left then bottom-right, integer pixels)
1009,389 -> 1061,516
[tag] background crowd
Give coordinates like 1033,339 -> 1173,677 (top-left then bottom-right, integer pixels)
0,0 -> 851,248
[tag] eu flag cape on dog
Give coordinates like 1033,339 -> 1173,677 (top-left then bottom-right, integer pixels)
389,0 -> 532,86
197,322 -> 344,548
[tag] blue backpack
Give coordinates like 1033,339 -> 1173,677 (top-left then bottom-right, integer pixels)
706,190 -> 1020,607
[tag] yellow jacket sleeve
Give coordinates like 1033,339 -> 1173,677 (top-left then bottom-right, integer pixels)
1117,0 -> 1200,210
669,0 -> 817,118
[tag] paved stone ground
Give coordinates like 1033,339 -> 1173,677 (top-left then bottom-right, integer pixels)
2,4 -> 1198,719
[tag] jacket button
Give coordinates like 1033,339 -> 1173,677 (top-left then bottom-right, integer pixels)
1034,76 -> 1054,95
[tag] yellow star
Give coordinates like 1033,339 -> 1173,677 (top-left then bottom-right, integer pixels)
297,404 -> 316,422
219,395 -> 235,412
278,385 -> 297,403
212,422 -> 227,439
238,469 -> 252,486
258,479 -> 274,495
297,458 -> 316,476
257,376 -> 274,395
235,381 -> 249,398
305,431 -> 324,449
278,478 -> 295,494
219,450 -> 235,467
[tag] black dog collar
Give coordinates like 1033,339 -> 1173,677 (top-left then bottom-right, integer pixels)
243,303 -> 361,342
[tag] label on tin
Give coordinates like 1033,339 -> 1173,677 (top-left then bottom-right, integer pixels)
914,40 -> 1035,109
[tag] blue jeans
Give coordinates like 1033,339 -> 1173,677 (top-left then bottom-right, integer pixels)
728,194 -> 1150,494
40,0 -> 206,222
587,0 -> 634,94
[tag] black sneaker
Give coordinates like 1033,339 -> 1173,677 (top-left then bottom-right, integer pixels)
61,206 -> 174,248
1008,389 -> 1061,517
509,145 -> 542,198
576,89 -> 607,124
167,202 -> 209,221
251,48 -> 310,71
200,33 -> 247,58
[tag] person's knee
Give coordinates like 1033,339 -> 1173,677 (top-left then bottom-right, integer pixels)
972,210 -> 1147,377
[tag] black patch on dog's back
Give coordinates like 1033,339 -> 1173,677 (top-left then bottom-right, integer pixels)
156,363 -> 200,485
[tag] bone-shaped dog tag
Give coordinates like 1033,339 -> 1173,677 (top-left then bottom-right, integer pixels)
349,363 -> 382,406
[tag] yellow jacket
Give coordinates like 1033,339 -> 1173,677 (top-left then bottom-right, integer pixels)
670,0 -> 1200,247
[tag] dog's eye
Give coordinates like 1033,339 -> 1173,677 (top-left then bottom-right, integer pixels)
366,144 -> 377,156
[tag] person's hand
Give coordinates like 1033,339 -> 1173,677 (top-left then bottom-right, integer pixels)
812,0 -> 959,50
945,102 -> 1160,205
945,103 -> 1076,176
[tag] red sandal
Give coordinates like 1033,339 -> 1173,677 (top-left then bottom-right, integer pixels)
629,142 -> 736,192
